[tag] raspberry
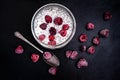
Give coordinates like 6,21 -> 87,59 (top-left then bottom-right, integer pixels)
86,22 -> 95,30
59,30 -> 67,37
62,24 -> 69,30
39,23 -> 47,30
48,41 -> 56,46
80,45 -> 86,52
48,67 -> 57,75
92,37 -> 100,45
38,34 -> 45,41
99,29 -> 109,37
65,50 -> 72,58
31,53 -> 39,62
43,52 -> 52,59
77,58 -> 88,68
49,35 -> 55,41
87,46 -> 95,54
70,51 -> 78,59
54,17 -> 63,25
103,11 -> 112,20
15,45 -> 24,54
49,27 -> 56,35
45,15 -> 52,23
79,34 -> 88,43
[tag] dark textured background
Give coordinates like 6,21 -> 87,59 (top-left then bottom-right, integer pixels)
1,0 -> 120,80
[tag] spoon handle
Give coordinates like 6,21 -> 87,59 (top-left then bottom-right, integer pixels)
14,31 -> 44,54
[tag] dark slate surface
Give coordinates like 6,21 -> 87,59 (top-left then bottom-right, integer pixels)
1,0 -> 120,80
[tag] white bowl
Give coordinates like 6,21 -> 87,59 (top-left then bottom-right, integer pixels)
31,3 -> 76,49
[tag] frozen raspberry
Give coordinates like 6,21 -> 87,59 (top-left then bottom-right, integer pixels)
77,58 -> 88,68
86,22 -> 95,30
70,51 -> 78,59
62,24 -> 69,30
15,45 -> 24,54
48,67 -> 57,75
39,23 -> 47,30
79,34 -> 88,43
59,30 -> 67,37
49,27 -> 56,35
45,15 -> 52,23
87,46 -> 95,54
99,29 -> 109,37
103,11 -> 112,20
49,35 -> 55,41
92,37 -> 100,45
31,53 -> 39,62
65,50 -> 72,58
43,52 -> 52,59
54,17 -> 63,25
80,45 -> 86,52
38,34 -> 45,41
48,41 -> 56,46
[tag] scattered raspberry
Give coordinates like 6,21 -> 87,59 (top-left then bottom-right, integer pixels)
48,41 -> 56,46
99,29 -> 109,37
43,52 -> 52,59
15,45 -> 24,54
79,34 -> 88,43
49,27 -> 56,35
39,23 -> 47,30
54,17 -> 63,25
65,50 -> 72,58
86,22 -> 95,30
77,58 -> 88,68
31,53 -> 39,62
92,37 -> 100,45
45,15 -> 52,23
49,35 -> 55,41
70,51 -> 78,59
48,67 -> 57,75
103,11 -> 112,20
87,46 -> 95,54
80,45 -> 87,52
38,34 -> 45,41
59,30 -> 67,37
62,24 -> 69,30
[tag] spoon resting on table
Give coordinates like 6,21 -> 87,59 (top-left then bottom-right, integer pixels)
14,31 -> 60,67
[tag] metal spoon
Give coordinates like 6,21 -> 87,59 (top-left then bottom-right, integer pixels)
14,31 -> 60,67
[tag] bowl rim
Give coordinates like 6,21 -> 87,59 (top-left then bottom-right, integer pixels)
31,3 -> 76,49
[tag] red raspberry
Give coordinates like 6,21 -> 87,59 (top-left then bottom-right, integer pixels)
99,29 -> 109,37
54,17 -> 63,25
70,51 -> 78,59
48,67 -> 57,75
39,23 -> 47,30
45,15 -> 52,23
92,37 -> 100,45
43,52 -> 52,59
77,58 -> 88,68
49,27 -> 56,35
15,45 -> 24,54
49,35 -> 55,41
86,22 -> 95,30
62,24 -> 69,30
65,50 -> 72,58
79,34 -> 88,43
48,41 -> 56,46
38,34 -> 45,41
103,11 -> 112,20
87,46 -> 95,54
80,45 -> 86,52
31,53 -> 39,62
59,30 -> 67,37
